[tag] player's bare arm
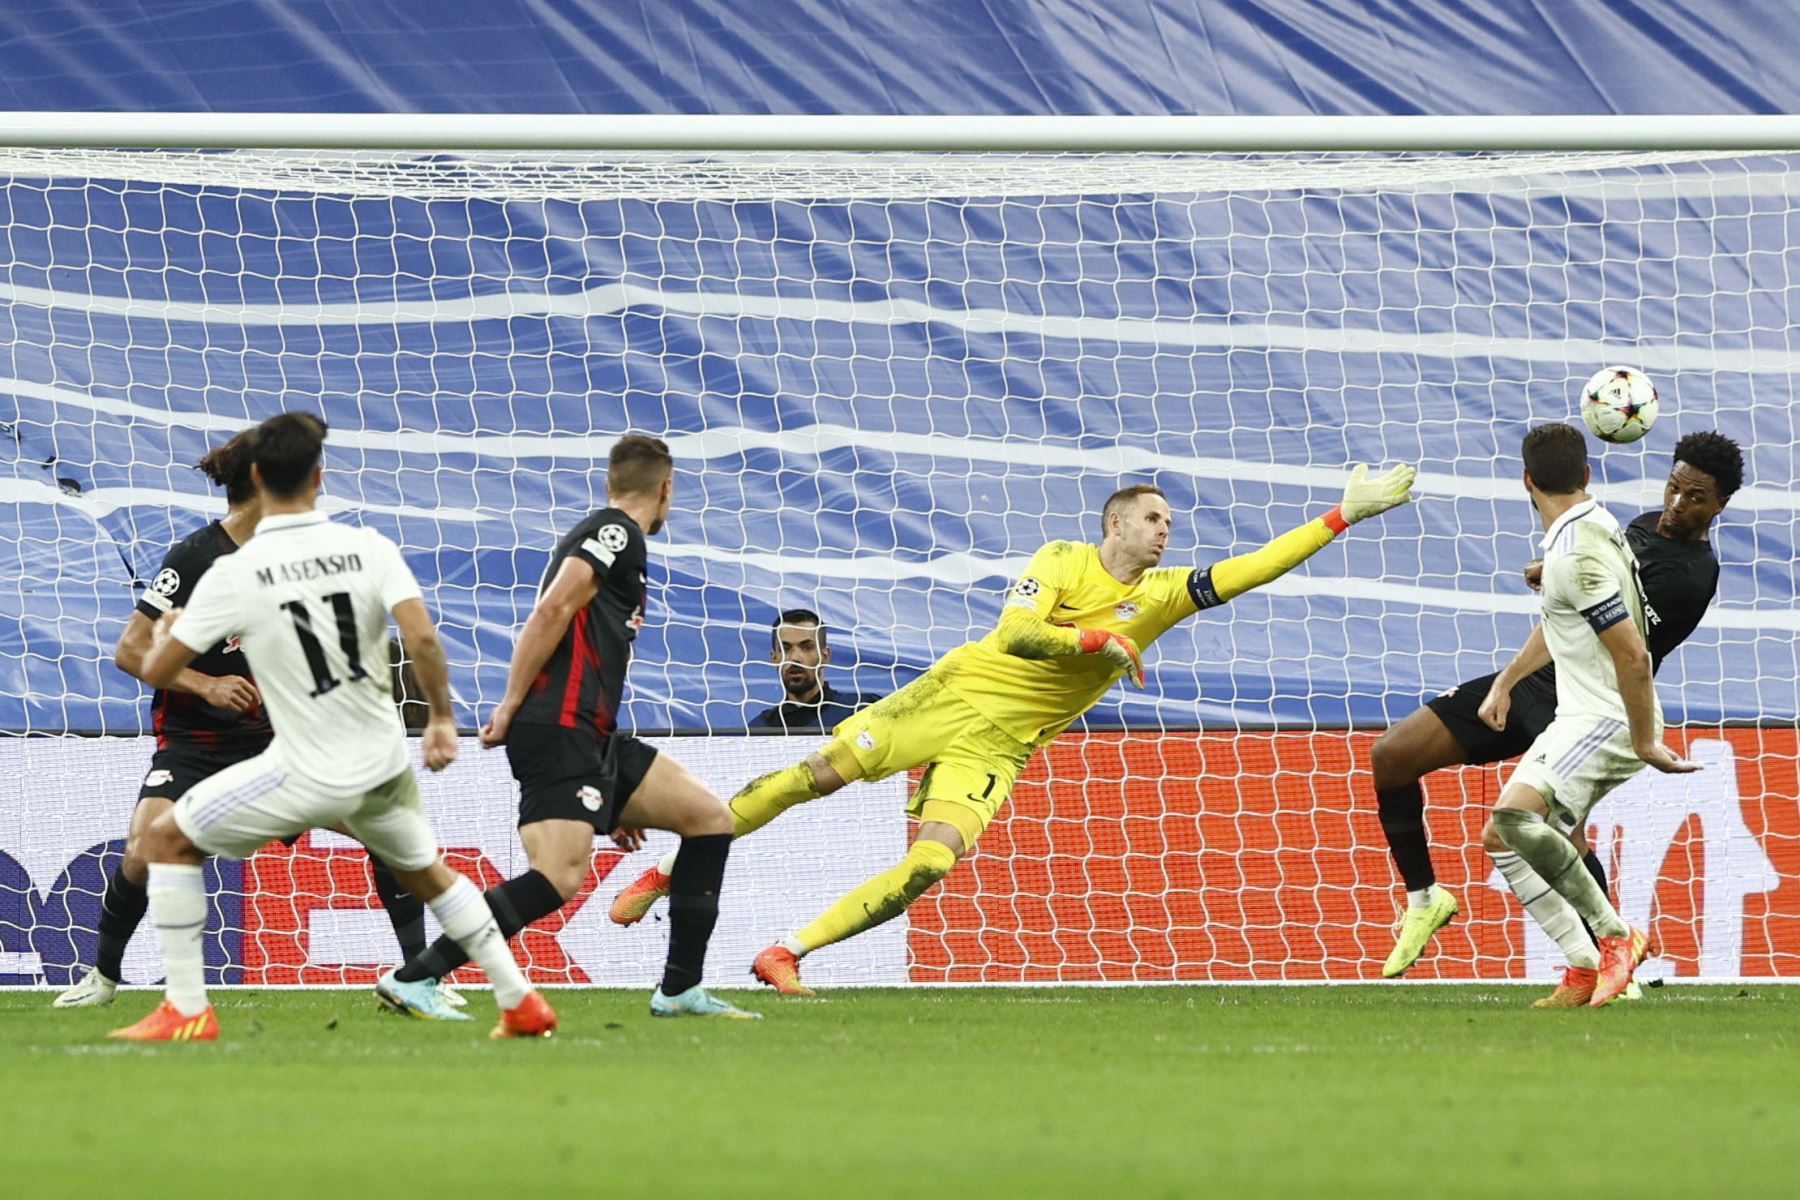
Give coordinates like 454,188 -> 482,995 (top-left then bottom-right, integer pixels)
115,610 -> 259,712
1596,617 -> 1697,774
391,597 -> 458,772
479,556 -> 599,747
1479,624 -> 1551,732
139,607 -> 202,689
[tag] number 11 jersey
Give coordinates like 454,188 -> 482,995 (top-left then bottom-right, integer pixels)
170,511 -> 424,791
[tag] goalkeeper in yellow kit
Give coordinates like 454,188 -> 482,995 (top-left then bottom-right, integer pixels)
611,464 -> 1416,993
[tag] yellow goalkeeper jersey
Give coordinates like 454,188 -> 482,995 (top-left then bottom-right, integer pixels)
932,516 -> 1341,746
932,540 -> 1209,745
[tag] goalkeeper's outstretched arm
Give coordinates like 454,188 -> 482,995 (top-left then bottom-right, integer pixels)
1199,463 -> 1416,605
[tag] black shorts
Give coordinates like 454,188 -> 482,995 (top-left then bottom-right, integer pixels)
136,746 -> 256,805
1424,671 -> 1558,765
507,723 -> 659,835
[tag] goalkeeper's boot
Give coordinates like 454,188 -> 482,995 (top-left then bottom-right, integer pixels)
751,945 -> 816,997
650,985 -> 762,1020
490,991 -> 558,1039
375,969 -> 471,1021
107,1000 -> 218,1042
1591,926 -> 1656,1008
610,864 -> 672,926
54,967 -> 119,1008
1380,888 -> 1460,978
1531,966 -> 1597,1008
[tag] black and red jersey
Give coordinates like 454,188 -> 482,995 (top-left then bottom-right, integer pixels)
513,507 -> 647,738
134,520 -> 273,756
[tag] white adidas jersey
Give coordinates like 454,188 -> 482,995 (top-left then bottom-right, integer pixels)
1537,499 -> 1656,724
170,511 -> 423,791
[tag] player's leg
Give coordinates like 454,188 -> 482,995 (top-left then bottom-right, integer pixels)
614,676 -> 946,926
1369,702 -> 1469,976
368,854 -> 427,963
612,745 -> 859,925
1493,718 -> 1650,1006
755,712 -> 1029,996
348,772 -> 553,1038
606,750 -> 758,1018
107,754 -> 296,1040
382,817 -> 583,1006
59,750 -> 222,1006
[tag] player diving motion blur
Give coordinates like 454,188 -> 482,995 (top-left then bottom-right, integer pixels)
610,463 -> 1418,994
1372,430 -> 1742,1003
108,412 -> 554,1041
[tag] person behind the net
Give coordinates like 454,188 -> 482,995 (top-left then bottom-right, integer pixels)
54,429 -> 434,1009
1373,430 -> 1741,997
751,608 -> 883,733
1476,423 -> 1700,1011
611,463 -> 1417,995
106,411 -> 554,1041
374,434 -> 757,1021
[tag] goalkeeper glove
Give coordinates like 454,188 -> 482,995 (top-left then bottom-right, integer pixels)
1325,463 -> 1417,529
1079,628 -> 1145,688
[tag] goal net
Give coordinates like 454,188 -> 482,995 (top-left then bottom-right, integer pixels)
2,139 -> 1796,988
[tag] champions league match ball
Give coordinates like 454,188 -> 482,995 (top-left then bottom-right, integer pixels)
1579,365 -> 1660,444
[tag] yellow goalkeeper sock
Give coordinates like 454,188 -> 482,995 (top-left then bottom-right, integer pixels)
789,839 -> 958,954
728,761 -> 826,838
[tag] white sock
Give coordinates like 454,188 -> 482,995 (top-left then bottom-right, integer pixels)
429,875 -> 530,1009
1492,850 -> 1600,970
1406,886 -> 1439,910
656,849 -> 677,876
148,863 -> 209,1017
778,935 -> 807,958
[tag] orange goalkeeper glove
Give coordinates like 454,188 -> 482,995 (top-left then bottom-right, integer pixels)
1079,628 -> 1145,688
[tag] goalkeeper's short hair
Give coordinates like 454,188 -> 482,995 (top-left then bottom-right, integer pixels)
1100,484 -> 1165,537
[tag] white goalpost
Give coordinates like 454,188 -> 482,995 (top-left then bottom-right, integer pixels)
1,115 -> 1795,989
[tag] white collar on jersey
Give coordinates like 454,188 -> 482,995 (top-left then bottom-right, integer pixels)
254,510 -> 331,535
1539,497 -> 1599,550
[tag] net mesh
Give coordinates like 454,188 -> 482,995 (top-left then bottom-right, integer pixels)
2,145 -> 1796,986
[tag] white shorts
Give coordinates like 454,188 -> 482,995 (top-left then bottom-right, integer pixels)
171,750 -> 438,871
1508,713 -> 1647,834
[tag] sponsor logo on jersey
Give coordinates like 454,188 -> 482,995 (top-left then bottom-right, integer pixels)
577,785 -> 603,812
151,568 -> 181,596
1114,601 -> 1140,620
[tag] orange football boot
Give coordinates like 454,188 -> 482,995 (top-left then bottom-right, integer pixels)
1592,927 -> 1655,1008
108,1000 -> 219,1042
610,865 -> 672,926
751,945 -> 815,997
1531,966 -> 1598,1008
490,991 -> 558,1039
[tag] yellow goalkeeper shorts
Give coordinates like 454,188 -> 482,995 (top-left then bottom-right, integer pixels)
825,671 -> 1035,845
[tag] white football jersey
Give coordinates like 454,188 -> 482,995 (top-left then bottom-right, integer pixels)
1537,499 -> 1657,724
171,511 -> 423,791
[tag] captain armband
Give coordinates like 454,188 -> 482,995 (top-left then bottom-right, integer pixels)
1187,567 -> 1224,611
1580,592 -> 1628,633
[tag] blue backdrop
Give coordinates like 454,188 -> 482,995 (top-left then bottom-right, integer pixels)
1,2 -> 1795,733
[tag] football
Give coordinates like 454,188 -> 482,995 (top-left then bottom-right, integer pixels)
1580,365 -> 1660,444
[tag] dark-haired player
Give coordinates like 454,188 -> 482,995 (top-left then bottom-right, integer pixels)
613,465 -> 1416,995
376,434 -> 758,1020
110,411 -> 550,1040
55,433 -> 438,1008
1373,429 -> 1742,1000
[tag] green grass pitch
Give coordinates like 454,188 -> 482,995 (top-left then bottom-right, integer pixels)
7,985 -> 1797,1199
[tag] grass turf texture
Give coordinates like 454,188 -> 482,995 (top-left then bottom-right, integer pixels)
6,985 -> 1796,1199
